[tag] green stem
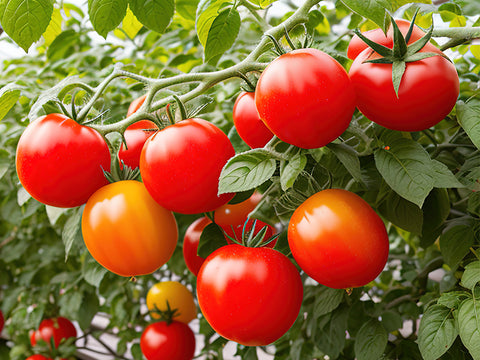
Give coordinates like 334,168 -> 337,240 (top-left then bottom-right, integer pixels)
240,0 -> 268,31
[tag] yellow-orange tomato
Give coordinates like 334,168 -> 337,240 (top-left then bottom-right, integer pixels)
146,281 -> 197,324
81,180 -> 178,277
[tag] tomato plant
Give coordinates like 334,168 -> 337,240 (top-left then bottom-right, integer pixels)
30,317 -> 76,348
183,217 -> 210,276
288,189 -> 389,289
232,91 -> 273,148
140,118 -> 235,214
196,244 -> 303,346
146,281 -> 197,324
255,48 -> 356,149
15,113 -> 111,208
140,321 -> 195,360
81,180 -> 178,277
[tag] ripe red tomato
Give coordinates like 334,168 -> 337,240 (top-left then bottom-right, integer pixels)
16,113 -> 111,208
349,43 -> 459,131
347,19 -> 425,60
0,310 -> 4,333
30,317 -> 77,348
127,94 -> 147,116
118,120 -> 158,169
255,48 -> 355,149
232,91 -> 273,148
26,355 -> 52,360
140,118 -> 235,214
140,321 -> 195,360
197,244 -> 303,346
288,189 -> 389,289
81,180 -> 178,277
183,217 -> 210,276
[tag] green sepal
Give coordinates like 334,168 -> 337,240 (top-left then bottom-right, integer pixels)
392,60 -> 406,98
391,18 -> 408,58
404,52 -> 442,63
363,58 -> 394,64
406,25 -> 434,56
353,28 -> 393,58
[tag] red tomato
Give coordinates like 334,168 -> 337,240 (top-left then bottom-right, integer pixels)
197,244 -> 303,346
30,317 -> 77,348
16,114 -> 111,208
288,189 -> 389,289
255,48 -> 355,149
140,321 -> 195,360
233,91 -> 273,148
81,180 -> 178,277
127,94 -> 147,116
26,356 -> 52,360
349,43 -> 459,131
183,217 -> 210,276
140,118 -> 235,214
118,120 -> 158,169
0,310 -> 4,333
347,19 -> 425,60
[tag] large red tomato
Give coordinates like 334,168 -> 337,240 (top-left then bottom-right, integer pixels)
288,189 -> 389,289
197,244 -> 303,346
140,321 -> 195,360
30,317 -> 77,348
16,114 -> 111,208
347,19 -> 425,60
140,118 -> 235,214
26,356 -> 52,360
255,48 -> 355,149
349,43 -> 459,131
81,180 -> 178,277
233,91 -> 273,148
183,217 -> 210,276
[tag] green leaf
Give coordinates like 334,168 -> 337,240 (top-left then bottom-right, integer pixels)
121,5 -> 142,39
204,6 -> 240,64
196,0 -> 231,48
280,153 -> 307,191
82,254 -> 108,287
62,207 -> 83,261
88,0 -> 128,38
0,85 -> 21,121
438,291 -> 471,309
176,0 -> 199,21
46,29 -> 80,62
327,143 -> 363,184
313,286 -> 344,317
381,310 -> 403,332
432,160 -> 464,188
0,149 -> 11,181
0,0 -> 54,52
197,222 -> 226,258
440,225 -> 475,269
77,292 -> 99,330
421,188 -> 450,247
354,319 -> 388,360
378,190 -> 423,235
249,0 -> 276,8
340,0 -> 391,32
417,304 -> 457,360
374,137 -> 435,208
461,261 -> 480,291
218,149 -> 277,194
129,0 -> 174,34
458,298 -> 480,360
458,100 -> 480,150
314,306 -> 350,359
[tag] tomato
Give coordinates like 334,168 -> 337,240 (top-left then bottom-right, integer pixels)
16,113 -> 111,208
146,281 -> 197,324
197,244 -> 303,346
232,91 -> 273,148
30,317 -> 77,348
347,19 -> 425,60
183,217 -> 210,276
140,118 -> 235,214
349,43 -> 459,131
140,321 -> 195,360
288,189 -> 389,289
81,180 -> 178,277
26,356 -> 52,360
127,94 -> 147,116
0,310 -> 4,333
214,192 -> 262,226
255,48 -> 355,149
118,120 -> 158,169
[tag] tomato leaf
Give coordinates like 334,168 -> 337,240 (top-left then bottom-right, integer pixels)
128,0 -> 174,34
0,149 -> 11,181
0,85 -> 21,121
280,153 -> 307,191
204,6 -> 240,65
458,298 -> 480,359
314,306 -> 349,358
461,261 -> 480,290
378,189 -> 423,235
82,253 -> 108,287
431,160 -> 464,188
248,0 -> 277,8
440,224 -> 474,270
218,149 -> 277,194
313,286 -> 344,317
0,0 -> 54,52
88,0 -> 128,38
176,0 -> 199,21
62,206 -> 83,261
438,291 -> 471,309
340,0 -> 391,33
196,0 -> 233,48
354,319 -> 388,360
374,137 -> 435,208
327,143 -> 363,184
457,100 -> 480,151
197,222 -> 226,258
77,292 -> 99,330
417,304 -> 457,360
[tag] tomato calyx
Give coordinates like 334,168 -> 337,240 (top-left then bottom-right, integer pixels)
225,218 -> 279,248
103,155 -> 140,183
236,71 -> 256,93
149,301 -> 180,326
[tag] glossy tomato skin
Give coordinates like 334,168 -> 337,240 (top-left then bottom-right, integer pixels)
347,19 -> 425,60
255,48 -> 355,149
140,118 -> 235,214
140,321 -> 195,360
233,92 -> 273,148
26,355 -> 52,360
197,244 -> 303,346
288,189 -> 389,289
349,43 -> 459,131
183,217 -> 210,276
118,120 -> 158,169
30,317 -> 77,348
16,114 -> 111,208
127,94 -> 147,116
146,281 -> 197,324
81,180 -> 178,277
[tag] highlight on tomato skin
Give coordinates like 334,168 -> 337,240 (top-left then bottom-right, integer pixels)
183,216 -> 210,276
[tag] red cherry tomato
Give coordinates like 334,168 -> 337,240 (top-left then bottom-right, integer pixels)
0,310 -> 4,333
233,91 -> 273,148
349,43 -> 459,131
288,189 -> 389,289
30,317 -> 77,348
118,120 -> 158,169
183,217 -> 211,276
140,118 -> 235,214
16,114 -> 111,208
81,180 -> 178,277
140,321 -> 195,360
197,244 -> 303,346
127,94 -> 147,116
255,48 -> 355,149
347,19 -> 425,60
